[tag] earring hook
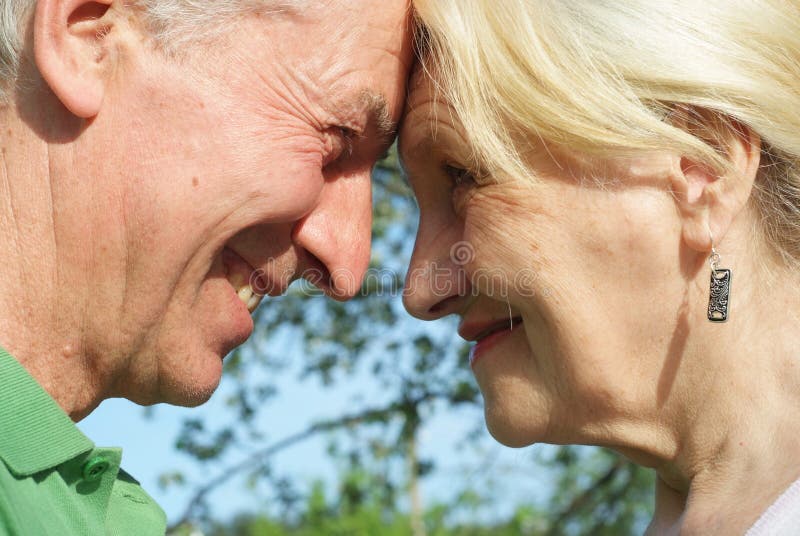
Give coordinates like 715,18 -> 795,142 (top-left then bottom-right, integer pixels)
708,225 -> 721,272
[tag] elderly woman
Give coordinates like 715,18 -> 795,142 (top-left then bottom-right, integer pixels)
400,1 -> 800,533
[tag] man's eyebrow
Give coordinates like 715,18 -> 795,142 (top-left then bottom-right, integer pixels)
358,91 -> 396,145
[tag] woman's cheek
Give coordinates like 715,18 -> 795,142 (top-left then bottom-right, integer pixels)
465,188 -> 545,274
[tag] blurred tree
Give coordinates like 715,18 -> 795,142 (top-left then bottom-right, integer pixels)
164,148 -> 655,535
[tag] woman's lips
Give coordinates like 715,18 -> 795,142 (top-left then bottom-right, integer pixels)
459,316 -> 525,367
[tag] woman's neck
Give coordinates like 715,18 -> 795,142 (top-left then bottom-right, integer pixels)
645,272 -> 800,534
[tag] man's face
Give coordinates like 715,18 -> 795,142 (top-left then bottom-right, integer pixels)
64,2 -> 412,406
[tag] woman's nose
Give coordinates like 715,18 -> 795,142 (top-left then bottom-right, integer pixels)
293,170 -> 372,300
403,231 -> 472,320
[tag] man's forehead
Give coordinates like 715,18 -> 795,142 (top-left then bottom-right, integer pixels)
270,1 -> 412,145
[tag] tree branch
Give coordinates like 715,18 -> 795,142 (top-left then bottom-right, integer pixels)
545,455 -> 627,535
167,396 -> 432,533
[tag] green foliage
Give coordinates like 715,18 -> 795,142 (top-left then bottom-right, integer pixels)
163,147 -> 655,535
180,465 -> 652,536
542,447 -> 654,535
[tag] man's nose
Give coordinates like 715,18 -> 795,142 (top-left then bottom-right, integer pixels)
292,170 -> 372,300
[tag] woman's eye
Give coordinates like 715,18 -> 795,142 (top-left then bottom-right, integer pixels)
443,164 -> 476,187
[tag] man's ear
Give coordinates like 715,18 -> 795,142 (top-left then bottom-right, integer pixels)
669,108 -> 761,253
34,0 -> 114,118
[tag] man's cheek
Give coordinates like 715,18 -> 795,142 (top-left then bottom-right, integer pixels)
266,178 -> 325,221
214,151 -> 326,222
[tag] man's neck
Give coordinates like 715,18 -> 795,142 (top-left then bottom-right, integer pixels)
0,106 -> 101,422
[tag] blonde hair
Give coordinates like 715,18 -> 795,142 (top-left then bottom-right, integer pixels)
412,0 -> 800,268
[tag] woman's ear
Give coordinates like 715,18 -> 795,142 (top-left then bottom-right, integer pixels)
34,0 -> 114,118
669,108 -> 762,253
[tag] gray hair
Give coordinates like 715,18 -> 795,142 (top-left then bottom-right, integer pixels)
0,0 -> 303,96
0,1 -> 33,87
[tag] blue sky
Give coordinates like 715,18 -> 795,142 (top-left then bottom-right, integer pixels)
78,352 -> 555,526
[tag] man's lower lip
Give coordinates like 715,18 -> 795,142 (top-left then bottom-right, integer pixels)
217,278 -> 256,353
469,327 -> 515,367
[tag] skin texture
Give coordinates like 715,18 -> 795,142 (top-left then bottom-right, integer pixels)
399,69 -> 800,534
0,0 -> 413,420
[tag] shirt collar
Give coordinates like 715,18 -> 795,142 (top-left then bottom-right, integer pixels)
0,347 -> 94,476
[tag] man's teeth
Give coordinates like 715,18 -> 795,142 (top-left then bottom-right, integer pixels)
237,285 -> 253,303
235,284 -> 263,313
226,269 -> 263,313
246,293 -> 261,311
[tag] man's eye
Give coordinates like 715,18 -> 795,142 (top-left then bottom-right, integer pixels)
323,127 -> 356,166
443,164 -> 476,187
339,127 -> 355,156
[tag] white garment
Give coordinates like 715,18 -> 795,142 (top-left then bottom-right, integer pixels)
746,477 -> 800,535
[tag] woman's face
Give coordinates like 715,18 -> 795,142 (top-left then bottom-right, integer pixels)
399,71 -> 702,448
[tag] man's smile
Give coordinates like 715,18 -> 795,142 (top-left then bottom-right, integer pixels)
222,247 -> 265,314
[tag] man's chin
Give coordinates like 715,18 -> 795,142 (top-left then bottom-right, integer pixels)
128,352 -> 225,407
165,381 -> 219,407
167,360 -> 224,407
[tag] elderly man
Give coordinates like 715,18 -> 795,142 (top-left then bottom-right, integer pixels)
0,0 -> 412,533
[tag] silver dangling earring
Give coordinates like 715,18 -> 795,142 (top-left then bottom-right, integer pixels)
707,227 -> 731,322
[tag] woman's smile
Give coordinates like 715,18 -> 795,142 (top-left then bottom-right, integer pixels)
459,315 -> 525,367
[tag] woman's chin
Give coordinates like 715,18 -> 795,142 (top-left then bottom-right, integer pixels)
482,393 -> 551,448
473,334 -> 552,447
486,422 -> 539,448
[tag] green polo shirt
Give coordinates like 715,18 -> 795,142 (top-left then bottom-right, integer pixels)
0,348 -> 166,535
